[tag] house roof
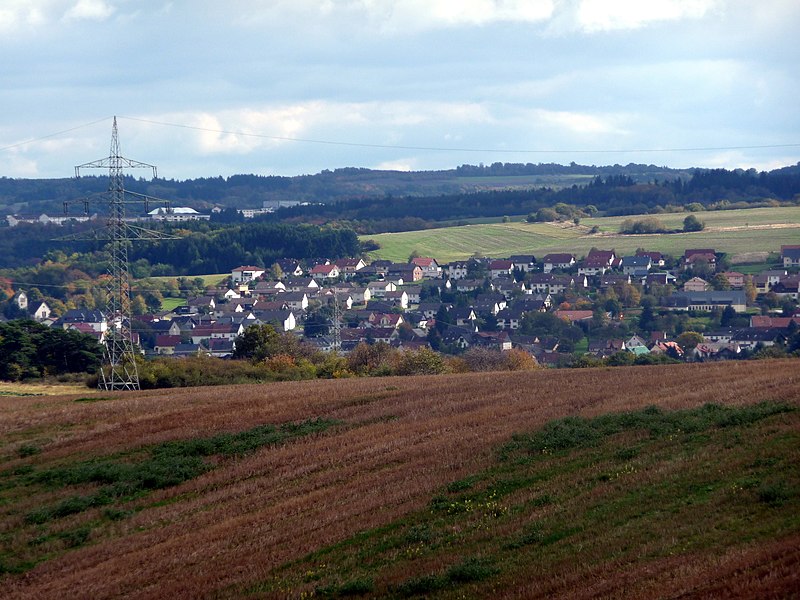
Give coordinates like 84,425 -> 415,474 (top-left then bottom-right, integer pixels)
232,265 -> 264,272
411,257 -> 437,267
543,253 -> 575,263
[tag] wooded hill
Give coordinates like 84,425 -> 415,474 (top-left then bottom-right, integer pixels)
5,162 -> 799,221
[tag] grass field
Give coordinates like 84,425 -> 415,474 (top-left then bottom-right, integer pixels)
159,297 -> 186,311
1,361 -> 798,599
364,206 -> 800,263
147,273 -> 230,288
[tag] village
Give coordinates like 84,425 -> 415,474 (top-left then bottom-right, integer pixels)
8,243 -> 800,367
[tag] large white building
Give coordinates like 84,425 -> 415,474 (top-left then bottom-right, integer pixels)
147,207 -> 210,222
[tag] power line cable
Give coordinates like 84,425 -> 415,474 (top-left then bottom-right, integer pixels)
118,115 -> 800,154
0,117 -> 112,153
5,114 -> 796,157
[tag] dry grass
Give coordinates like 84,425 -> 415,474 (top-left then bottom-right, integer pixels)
1,361 -> 799,599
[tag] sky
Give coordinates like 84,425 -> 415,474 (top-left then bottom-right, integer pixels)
1,0 -> 799,180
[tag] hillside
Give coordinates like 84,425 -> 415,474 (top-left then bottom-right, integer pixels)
1,361 -> 798,598
364,205 -> 800,262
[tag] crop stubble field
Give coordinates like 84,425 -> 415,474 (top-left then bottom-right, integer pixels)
365,206 -> 800,262
1,361 -> 799,599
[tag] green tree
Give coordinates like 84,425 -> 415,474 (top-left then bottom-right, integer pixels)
683,214 -> 705,232
676,331 -> 704,352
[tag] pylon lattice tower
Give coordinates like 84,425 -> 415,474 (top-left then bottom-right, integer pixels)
70,117 -> 178,390
330,291 -> 342,351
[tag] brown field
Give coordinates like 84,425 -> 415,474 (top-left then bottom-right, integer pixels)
1,361 -> 799,599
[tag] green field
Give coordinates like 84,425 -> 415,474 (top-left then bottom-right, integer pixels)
160,297 -> 186,311
364,206 -> 800,262
146,273 -> 230,288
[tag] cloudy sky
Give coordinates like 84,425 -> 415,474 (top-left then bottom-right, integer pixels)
1,0 -> 798,180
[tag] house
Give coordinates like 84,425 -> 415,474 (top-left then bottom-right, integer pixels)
191,322 -> 244,345
455,279 -> 486,293
600,273 -> 632,289
187,295 -> 216,312
154,335 -> 184,355
683,277 -> 710,292
489,259 -> 514,279
781,245 -> 800,268
750,315 -> 800,328
410,257 -> 441,278
310,264 -> 340,280
254,309 -> 297,332
451,307 -> 478,327
12,291 -> 28,311
401,285 -> 422,305
333,258 -> 366,277
349,286 -> 372,305
578,256 -> 611,276
496,305 -> 527,330
649,340 -> 684,358
542,253 -> 575,273
636,250 -> 665,267
587,339 -> 626,358
279,292 -> 309,312
384,290 -> 409,309
445,262 -> 469,280
620,255 -> 652,275
207,338 -> 235,358
56,309 -> 108,333
441,325 -> 475,350
730,328 -> 786,350
509,255 -> 537,273
473,331 -> 512,351
684,249 -> 716,271
625,335 -> 650,355
662,290 -> 747,313
388,263 -> 423,283
721,272 -> 746,289
284,278 -> 320,293
150,319 -> 182,337
644,272 -> 677,289
231,265 -> 265,284
529,274 -> 585,295
366,281 -> 397,298
691,342 -> 741,361
275,259 -> 304,278
30,301 -> 52,321
369,313 -> 405,329
252,281 -> 286,295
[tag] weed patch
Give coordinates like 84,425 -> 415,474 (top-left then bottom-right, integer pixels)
2,418 -> 340,575
255,401 -> 798,598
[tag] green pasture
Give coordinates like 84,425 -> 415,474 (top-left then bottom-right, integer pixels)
364,206 -> 800,262
581,205 -> 800,233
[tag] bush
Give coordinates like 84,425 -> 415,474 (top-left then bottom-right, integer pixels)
683,214 -> 705,232
619,217 -> 668,234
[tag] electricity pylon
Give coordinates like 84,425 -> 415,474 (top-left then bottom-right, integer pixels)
68,117 -> 178,390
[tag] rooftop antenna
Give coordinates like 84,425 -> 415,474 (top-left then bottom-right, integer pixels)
67,116 -> 178,390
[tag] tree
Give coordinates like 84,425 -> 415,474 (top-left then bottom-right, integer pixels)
676,331 -> 704,352
683,214 -> 705,232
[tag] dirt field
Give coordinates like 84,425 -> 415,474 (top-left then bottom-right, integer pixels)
1,361 -> 799,599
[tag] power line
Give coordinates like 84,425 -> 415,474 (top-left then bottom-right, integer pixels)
0,117 -> 112,153
118,115 -> 800,154
4,114 -> 798,156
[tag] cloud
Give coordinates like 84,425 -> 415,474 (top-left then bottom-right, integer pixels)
573,0 -> 719,33
0,1 -> 48,34
374,159 -> 416,171
64,0 -> 115,22
532,109 -> 630,136
226,0 -> 554,33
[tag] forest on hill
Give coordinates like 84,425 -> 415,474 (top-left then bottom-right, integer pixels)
3,162 -> 799,225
